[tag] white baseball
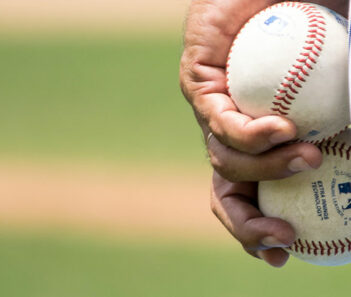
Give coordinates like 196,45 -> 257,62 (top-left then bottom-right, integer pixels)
259,128 -> 351,266
226,2 -> 349,143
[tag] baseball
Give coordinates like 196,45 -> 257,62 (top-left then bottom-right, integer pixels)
226,2 -> 349,143
259,128 -> 351,266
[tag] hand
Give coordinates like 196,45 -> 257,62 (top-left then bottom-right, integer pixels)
180,0 -> 324,184
179,0 -> 345,267
211,171 -> 296,267
209,136 -> 322,267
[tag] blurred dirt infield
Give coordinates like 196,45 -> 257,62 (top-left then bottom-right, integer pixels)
0,0 -> 191,34
0,0 -> 235,244
0,160 -> 233,242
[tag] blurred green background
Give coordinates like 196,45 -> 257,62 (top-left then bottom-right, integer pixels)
0,35 -> 203,162
0,1 -> 350,296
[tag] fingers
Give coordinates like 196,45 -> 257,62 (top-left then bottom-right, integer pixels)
256,249 -> 290,268
181,58 -> 297,155
181,49 -> 298,154
208,136 -> 323,182
211,171 -> 296,267
180,0 -> 299,155
211,185 -> 295,249
199,93 -> 297,154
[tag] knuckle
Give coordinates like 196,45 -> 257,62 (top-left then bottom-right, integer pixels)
244,247 -> 261,260
208,117 -> 220,135
209,122 -> 234,148
210,153 -> 239,182
237,133 -> 264,155
208,119 -> 263,155
241,144 -> 261,155
210,159 -> 241,182
179,55 -> 200,104
208,151 -> 226,174
179,77 -> 192,104
240,238 -> 259,251
210,199 -> 218,217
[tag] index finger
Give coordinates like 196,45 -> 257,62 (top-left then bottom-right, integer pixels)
199,91 -> 297,154
181,57 -> 297,153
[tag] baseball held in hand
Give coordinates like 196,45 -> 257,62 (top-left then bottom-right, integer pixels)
259,129 -> 351,266
226,2 -> 349,142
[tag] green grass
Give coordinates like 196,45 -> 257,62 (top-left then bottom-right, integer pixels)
4,34 -> 347,297
0,35 -> 204,163
0,231 -> 350,297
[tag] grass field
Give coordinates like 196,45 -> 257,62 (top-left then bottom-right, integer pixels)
1,33 -> 351,296
0,35 -> 203,163
0,230 -> 350,297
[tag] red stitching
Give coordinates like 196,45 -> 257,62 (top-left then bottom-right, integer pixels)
305,62 -> 313,70
272,110 -> 288,115
274,95 -> 291,105
293,65 -> 309,75
292,126 -> 349,147
310,126 -> 351,158
288,127 -> 351,257
346,238 -> 351,251
272,102 -> 289,110
291,238 -> 351,256
268,3 -> 326,115
312,241 -> 318,255
280,83 -> 298,93
319,242 -> 325,256
339,142 -> 345,158
347,147 -> 351,160
226,2 -> 311,99
340,240 -> 345,254
225,2 -> 341,144
326,241 -> 332,256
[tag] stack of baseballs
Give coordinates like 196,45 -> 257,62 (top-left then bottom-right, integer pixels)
226,2 -> 350,265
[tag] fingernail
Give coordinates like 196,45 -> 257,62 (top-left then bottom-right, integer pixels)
257,250 -> 288,268
257,250 -> 264,259
288,157 -> 313,173
269,131 -> 294,145
261,236 -> 289,248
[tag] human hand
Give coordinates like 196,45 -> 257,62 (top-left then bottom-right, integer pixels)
179,0 -> 344,267
180,0 -> 324,183
211,171 -> 295,267
209,136 -> 322,267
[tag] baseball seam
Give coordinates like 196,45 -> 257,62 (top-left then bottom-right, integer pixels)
289,138 -> 351,256
231,2 -> 350,259
226,2 -> 323,105
294,125 -> 349,145
271,3 -> 326,117
226,2 -> 347,145
318,138 -> 351,160
289,238 -> 351,256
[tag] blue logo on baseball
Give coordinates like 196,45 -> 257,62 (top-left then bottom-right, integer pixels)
261,14 -> 291,36
338,182 -> 351,210
264,15 -> 288,29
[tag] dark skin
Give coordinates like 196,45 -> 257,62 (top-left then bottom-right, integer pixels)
180,0 -> 348,267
